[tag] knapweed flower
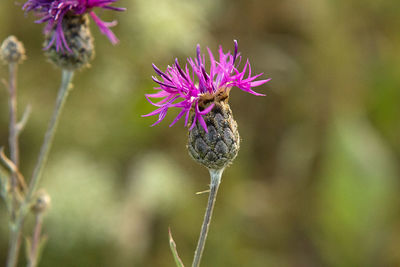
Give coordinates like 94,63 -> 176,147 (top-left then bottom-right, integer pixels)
23,0 -> 125,51
23,0 -> 125,69
145,41 -> 270,170
144,40 -> 270,131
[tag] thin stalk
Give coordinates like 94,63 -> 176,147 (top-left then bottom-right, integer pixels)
8,63 -> 19,165
5,62 -> 22,267
192,168 -> 224,267
26,69 -> 74,200
27,214 -> 43,267
6,227 -> 22,267
8,62 -> 19,222
6,69 -> 74,267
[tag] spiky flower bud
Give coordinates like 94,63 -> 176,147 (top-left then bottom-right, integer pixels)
188,90 -> 240,170
0,36 -> 26,64
31,190 -> 51,214
44,14 -> 94,70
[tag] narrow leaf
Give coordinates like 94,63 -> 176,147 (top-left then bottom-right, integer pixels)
169,228 -> 185,267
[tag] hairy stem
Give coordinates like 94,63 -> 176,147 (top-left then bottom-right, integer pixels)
6,69 -> 74,267
192,168 -> 224,267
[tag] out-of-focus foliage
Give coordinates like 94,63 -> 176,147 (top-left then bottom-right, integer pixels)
1,0 -> 400,266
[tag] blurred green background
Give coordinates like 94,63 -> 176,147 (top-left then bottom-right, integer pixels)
1,0 -> 400,266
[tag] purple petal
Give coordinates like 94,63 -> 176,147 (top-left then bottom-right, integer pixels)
196,44 -> 201,65
197,114 -> 208,132
206,47 -> 216,78
233,39 -> 238,64
152,76 -> 177,89
152,63 -> 172,82
237,87 -> 266,96
175,58 -> 189,82
196,102 -> 208,132
184,109 -> 191,127
169,109 -> 187,127
146,90 -> 170,98
142,107 -> 165,117
189,112 -> 197,130
101,5 -> 126,11
198,103 -> 215,115
250,78 -> 271,87
89,11 -> 119,44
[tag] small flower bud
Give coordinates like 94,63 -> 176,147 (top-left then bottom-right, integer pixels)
31,190 -> 51,214
44,13 -> 95,70
0,36 -> 26,64
187,91 -> 240,170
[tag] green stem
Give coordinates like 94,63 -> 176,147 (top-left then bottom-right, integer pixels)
6,69 -> 74,267
192,168 -> 224,267
26,70 -> 74,200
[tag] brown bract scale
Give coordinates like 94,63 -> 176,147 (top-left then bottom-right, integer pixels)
187,89 -> 240,170
44,13 -> 94,70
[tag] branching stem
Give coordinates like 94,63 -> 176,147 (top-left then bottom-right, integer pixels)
6,69 -> 74,267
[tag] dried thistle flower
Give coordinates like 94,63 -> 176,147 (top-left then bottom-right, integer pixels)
0,36 -> 26,64
144,41 -> 270,169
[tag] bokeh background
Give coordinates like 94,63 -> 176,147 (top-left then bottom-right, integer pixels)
1,0 -> 400,266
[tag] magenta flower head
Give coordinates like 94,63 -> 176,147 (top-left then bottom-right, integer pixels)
145,40 -> 270,131
145,41 -> 270,170
23,0 -> 125,70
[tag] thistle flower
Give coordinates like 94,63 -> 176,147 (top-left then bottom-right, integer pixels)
144,41 -> 270,169
23,0 -> 125,51
23,0 -> 125,69
144,40 -> 270,131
